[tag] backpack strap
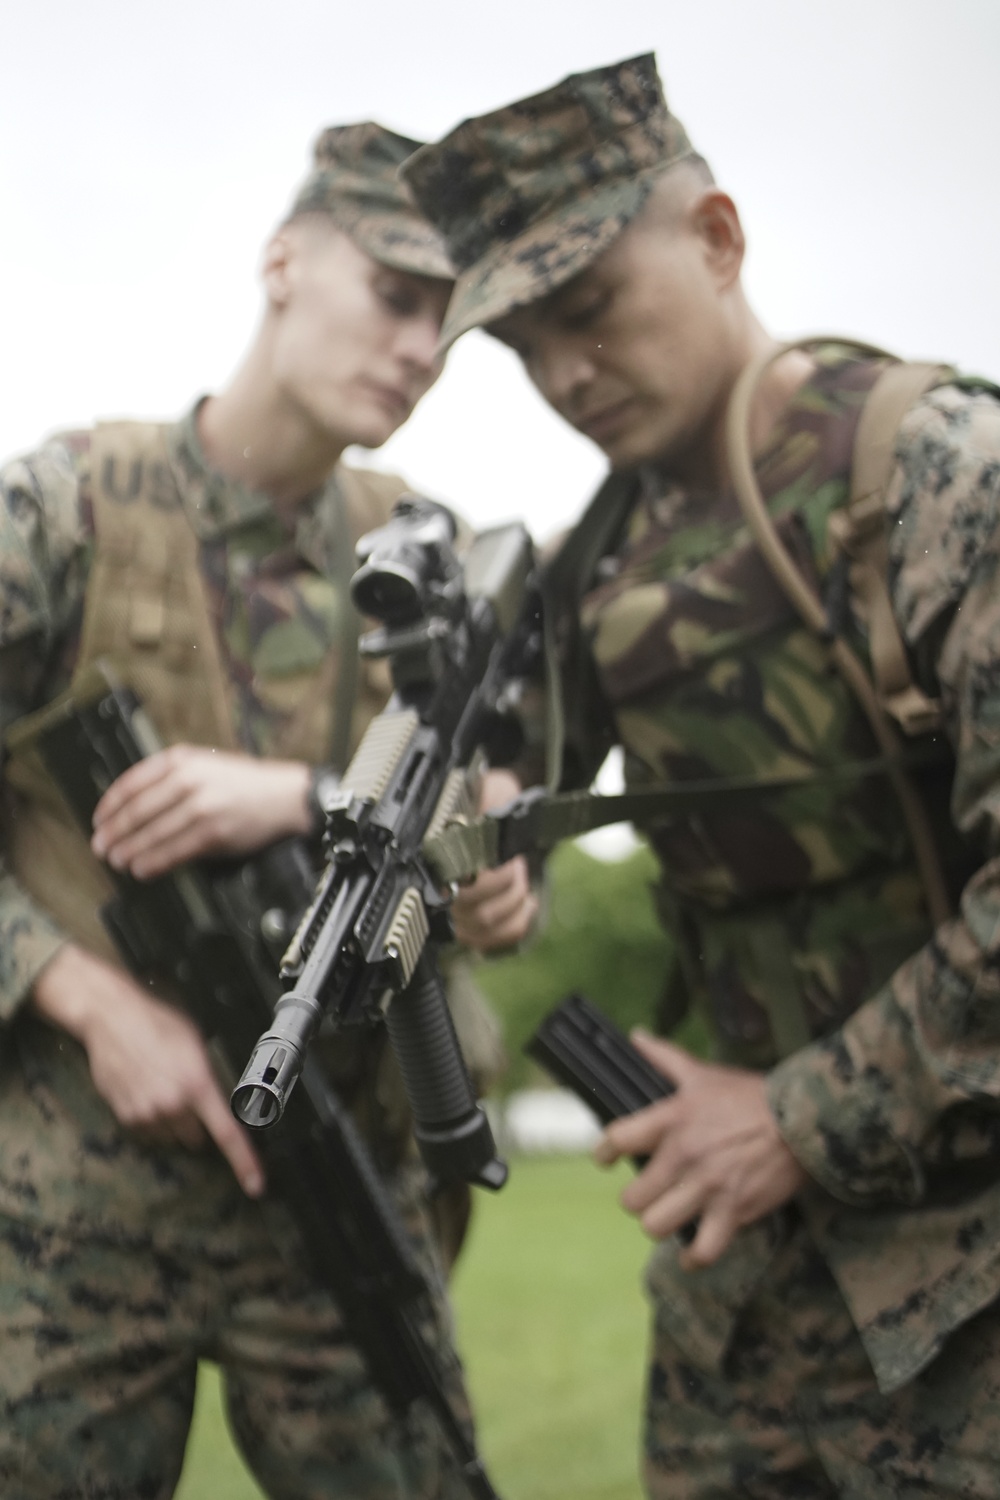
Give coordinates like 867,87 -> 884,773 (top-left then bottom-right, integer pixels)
538,469 -> 639,790
829,359 -> 955,736
725,336 -> 952,928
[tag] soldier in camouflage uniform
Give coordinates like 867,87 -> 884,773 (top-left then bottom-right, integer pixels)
405,55 -> 1000,1498
0,123 -> 529,1500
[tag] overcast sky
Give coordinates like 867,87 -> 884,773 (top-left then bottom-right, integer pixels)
2,0 -> 997,541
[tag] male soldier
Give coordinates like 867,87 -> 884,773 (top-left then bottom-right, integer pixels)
405,55 -> 1000,1497
0,123 -> 531,1499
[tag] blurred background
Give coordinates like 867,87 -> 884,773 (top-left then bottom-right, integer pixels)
3,4 -> 998,1496
3,0 -> 998,542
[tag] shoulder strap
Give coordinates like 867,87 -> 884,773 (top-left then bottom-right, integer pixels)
725,337 -> 952,927
851,360 -> 952,507
538,469 -> 639,789
832,359 -> 955,736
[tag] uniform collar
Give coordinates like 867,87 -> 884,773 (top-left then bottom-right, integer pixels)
637,344 -> 873,523
165,402 -> 341,570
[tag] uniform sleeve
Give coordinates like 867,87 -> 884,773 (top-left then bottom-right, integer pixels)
0,440 -> 89,1019
767,385 -> 1000,1206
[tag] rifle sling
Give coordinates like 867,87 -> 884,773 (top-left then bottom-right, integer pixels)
423,744 -> 948,884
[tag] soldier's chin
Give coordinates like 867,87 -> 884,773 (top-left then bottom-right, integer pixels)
600,427 -> 655,471
346,407 -> 404,452
604,416 -> 690,473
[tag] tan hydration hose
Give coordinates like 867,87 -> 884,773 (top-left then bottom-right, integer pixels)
725,337 -> 952,928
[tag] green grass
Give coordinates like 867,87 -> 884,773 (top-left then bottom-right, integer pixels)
176,1364 -> 265,1500
176,1154 -> 650,1500
451,1155 -> 649,1500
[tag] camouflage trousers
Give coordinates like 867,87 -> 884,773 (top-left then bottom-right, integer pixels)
644,1221 -> 1000,1499
0,1164 -> 472,1500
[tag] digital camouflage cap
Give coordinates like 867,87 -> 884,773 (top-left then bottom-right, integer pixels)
289,121 -> 454,281
403,54 -> 695,346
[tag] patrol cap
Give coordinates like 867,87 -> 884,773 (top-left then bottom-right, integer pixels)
289,121 -> 454,280
403,54 -> 696,346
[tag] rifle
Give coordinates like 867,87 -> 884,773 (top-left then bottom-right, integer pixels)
232,497 -> 537,1198
10,657 -> 502,1500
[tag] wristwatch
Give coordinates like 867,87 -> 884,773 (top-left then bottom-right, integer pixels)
306,764 -> 341,838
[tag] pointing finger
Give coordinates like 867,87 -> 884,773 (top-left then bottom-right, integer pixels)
198,1084 -> 266,1198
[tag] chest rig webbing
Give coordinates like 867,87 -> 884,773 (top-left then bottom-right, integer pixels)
726,338 -> 956,930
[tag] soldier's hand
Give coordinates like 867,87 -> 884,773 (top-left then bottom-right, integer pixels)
451,768 -> 539,952
31,943 -> 266,1197
593,1030 -> 807,1268
90,745 -> 312,877
451,859 -> 537,951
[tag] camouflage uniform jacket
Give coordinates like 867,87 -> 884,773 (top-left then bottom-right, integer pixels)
0,409 -> 405,1249
562,345 -> 1000,1394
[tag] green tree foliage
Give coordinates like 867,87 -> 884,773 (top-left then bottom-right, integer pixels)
475,839 -> 705,1094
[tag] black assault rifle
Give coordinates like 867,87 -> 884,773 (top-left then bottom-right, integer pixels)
11,654 -> 503,1500
231,498 -> 536,1202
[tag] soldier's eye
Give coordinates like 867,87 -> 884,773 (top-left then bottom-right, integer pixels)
560,288 -> 612,332
375,272 -> 420,318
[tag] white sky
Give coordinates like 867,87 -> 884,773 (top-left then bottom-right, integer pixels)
2,0 -> 998,542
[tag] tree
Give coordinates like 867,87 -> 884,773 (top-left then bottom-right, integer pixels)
476,839 -> 706,1094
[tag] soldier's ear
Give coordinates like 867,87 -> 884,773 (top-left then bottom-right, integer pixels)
261,227 -> 296,308
691,190 -> 745,290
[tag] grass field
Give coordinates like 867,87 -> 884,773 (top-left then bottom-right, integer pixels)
176,1154 -> 650,1500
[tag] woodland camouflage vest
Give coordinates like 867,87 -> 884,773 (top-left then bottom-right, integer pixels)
545,347 -> 969,1068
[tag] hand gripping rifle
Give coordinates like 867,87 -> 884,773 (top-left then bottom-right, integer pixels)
11,645 -> 506,1499
232,497 -> 536,1200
